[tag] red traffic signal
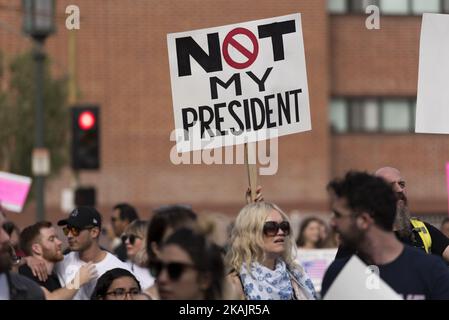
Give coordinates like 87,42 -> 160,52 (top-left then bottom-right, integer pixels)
71,105 -> 100,170
78,111 -> 96,130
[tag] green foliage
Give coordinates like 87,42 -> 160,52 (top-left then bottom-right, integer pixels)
0,50 -> 69,178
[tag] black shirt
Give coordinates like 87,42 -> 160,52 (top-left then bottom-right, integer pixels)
19,264 -> 61,292
7,272 -> 45,300
322,245 -> 449,300
335,221 -> 449,259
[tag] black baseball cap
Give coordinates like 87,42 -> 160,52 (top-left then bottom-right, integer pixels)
57,206 -> 102,229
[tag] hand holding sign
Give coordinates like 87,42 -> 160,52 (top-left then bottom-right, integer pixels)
167,14 -> 311,206
245,185 -> 263,204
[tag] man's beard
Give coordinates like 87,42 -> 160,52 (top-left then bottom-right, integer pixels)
337,224 -> 365,253
43,246 -> 64,263
394,194 -> 413,239
0,243 -> 13,273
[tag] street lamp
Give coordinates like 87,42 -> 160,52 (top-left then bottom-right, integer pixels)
23,0 -> 55,41
22,0 -> 56,222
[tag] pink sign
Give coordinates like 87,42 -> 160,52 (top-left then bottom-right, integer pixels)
446,163 -> 449,216
0,172 -> 32,213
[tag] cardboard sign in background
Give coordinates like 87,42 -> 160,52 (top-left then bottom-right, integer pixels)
0,172 -> 32,213
416,13 -> 449,134
167,13 -> 311,152
296,248 -> 337,294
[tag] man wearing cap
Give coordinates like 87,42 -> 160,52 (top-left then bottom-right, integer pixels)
19,221 -> 98,299
55,206 -> 132,300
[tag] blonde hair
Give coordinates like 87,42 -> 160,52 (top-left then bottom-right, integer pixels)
197,212 -> 232,248
124,220 -> 149,267
226,202 -> 300,276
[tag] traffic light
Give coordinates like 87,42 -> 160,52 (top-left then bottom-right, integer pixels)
74,187 -> 96,207
71,105 -> 100,170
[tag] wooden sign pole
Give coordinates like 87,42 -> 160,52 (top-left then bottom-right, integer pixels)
245,142 -> 258,202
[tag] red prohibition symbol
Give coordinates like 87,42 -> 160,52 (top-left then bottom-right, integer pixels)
222,27 -> 259,69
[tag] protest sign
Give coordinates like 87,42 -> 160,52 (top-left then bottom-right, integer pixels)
296,248 -> 337,294
446,162 -> 449,215
0,171 -> 32,213
416,13 -> 449,134
167,13 -> 311,153
323,255 -> 402,300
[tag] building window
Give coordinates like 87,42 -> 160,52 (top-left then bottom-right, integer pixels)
380,0 -> 409,14
328,0 -> 347,14
444,0 -> 449,13
350,99 -> 380,132
382,100 -> 411,131
328,0 -> 446,14
348,0 -> 379,13
411,0 -> 441,14
330,99 -> 348,132
329,98 -> 415,133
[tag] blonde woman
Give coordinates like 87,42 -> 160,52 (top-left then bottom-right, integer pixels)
122,220 -> 154,290
226,202 -> 317,300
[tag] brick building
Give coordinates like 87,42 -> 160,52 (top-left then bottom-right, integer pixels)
1,0 -> 448,229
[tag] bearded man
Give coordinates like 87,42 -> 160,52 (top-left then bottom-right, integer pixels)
334,167 -> 449,263
19,221 -> 97,300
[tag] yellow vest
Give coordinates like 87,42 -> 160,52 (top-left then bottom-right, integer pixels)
410,218 -> 432,254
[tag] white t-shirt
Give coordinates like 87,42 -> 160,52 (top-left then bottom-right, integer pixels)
56,251 -> 132,300
126,261 -> 154,290
0,273 -> 10,300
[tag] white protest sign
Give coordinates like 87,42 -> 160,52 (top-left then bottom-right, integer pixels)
167,13 -> 311,152
323,255 -> 402,300
296,248 -> 337,294
0,171 -> 32,213
416,13 -> 449,134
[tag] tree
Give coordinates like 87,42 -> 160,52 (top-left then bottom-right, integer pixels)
0,50 -> 69,179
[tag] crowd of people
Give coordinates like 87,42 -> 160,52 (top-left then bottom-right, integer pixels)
1,166 -> 449,300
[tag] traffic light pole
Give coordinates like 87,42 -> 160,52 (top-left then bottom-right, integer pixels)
68,30 -> 81,195
34,40 -> 46,222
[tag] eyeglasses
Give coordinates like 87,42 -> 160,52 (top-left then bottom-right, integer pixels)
105,287 -> 141,299
149,261 -> 197,281
62,225 -> 94,237
263,221 -> 290,237
121,234 -> 141,245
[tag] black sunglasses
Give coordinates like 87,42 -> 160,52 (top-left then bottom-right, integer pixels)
149,261 -> 196,281
63,225 -> 94,237
263,221 -> 290,236
121,234 -> 141,245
